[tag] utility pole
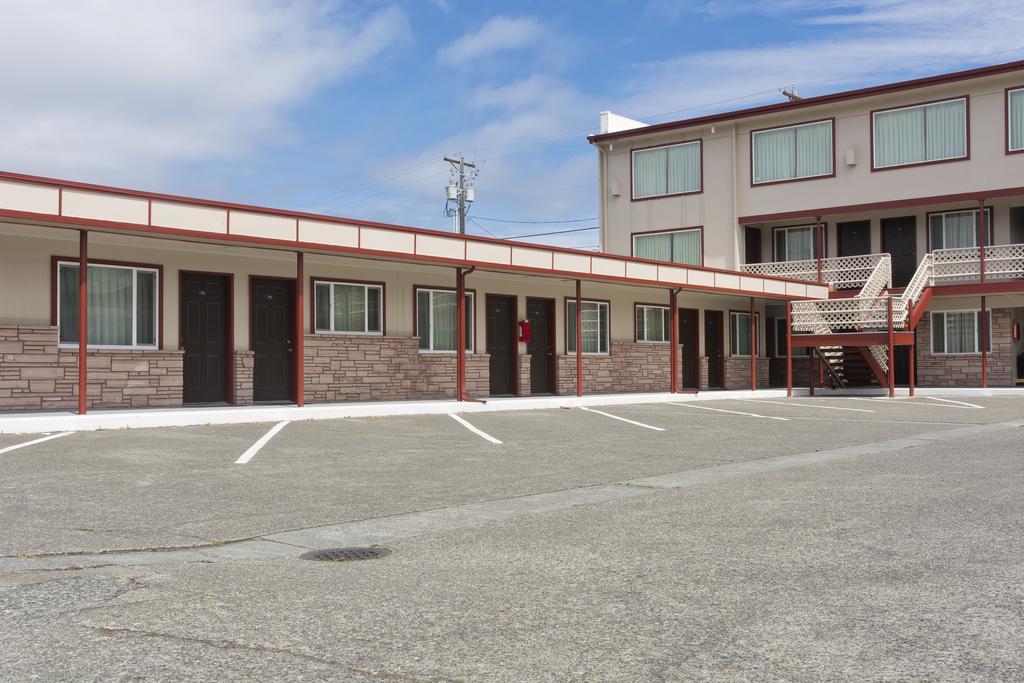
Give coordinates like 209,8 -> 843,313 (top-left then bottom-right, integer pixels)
444,155 -> 477,235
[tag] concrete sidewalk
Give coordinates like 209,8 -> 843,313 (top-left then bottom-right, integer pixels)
1,386 -> 1022,434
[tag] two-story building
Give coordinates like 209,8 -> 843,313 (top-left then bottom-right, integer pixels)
590,59 -> 1024,391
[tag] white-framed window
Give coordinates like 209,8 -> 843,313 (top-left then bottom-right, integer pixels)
636,305 -> 670,343
1009,87 -> 1024,152
632,140 -> 701,199
730,311 -> 758,357
771,317 -> 807,358
928,209 -> 992,251
415,288 -> 474,352
752,119 -> 833,184
567,300 -> 610,354
57,261 -> 159,348
633,228 -> 702,265
931,310 -> 991,354
873,97 -> 967,169
773,225 -> 823,262
314,280 -> 383,335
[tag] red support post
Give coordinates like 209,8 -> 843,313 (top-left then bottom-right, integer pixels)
575,279 -> 583,397
785,302 -> 793,397
295,251 -> 304,407
78,230 -> 88,415
456,267 -> 465,401
749,297 -> 756,391
978,197 -> 986,283
815,216 -> 823,284
981,295 -> 988,388
887,295 -> 895,398
907,298 -> 915,397
669,289 -> 679,393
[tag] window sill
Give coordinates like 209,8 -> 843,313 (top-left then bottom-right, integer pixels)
418,350 -> 475,355
59,344 -> 161,351
313,330 -> 383,337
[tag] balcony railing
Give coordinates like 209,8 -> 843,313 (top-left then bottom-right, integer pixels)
741,254 -> 889,289
931,244 -> 1024,284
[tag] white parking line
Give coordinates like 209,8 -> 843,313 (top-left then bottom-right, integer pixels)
449,414 -> 502,444
737,399 -> 874,413
0,431 -> 72,455
235,421 -> 289,464
842,397 -> 975,409
668,403 -> 789,421
579,406 -> 665,431
925,396 -> 985,409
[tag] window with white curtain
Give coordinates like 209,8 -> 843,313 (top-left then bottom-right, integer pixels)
928,209 -> 991,250
636,305 -> 670,343
752,120 -> 833,184
931,310 -> 991,354
730,311 -> 758,357
633,228 -> 702,265
873,97 -> 967,168
773,225 -> 822,262
567,300 -> 609,354
314,281 -> 383,334
416,288 -> 474,352
57,262 -> 158,348
632,141 -> 702,199
1009,87 -> 1024,152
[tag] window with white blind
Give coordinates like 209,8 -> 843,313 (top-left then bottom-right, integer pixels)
631,140 -> 702,199
566,300 -> 609,354
927,209 -> 991,251
57,261 -> 159,348
773,225 -> 823,262
636,305 -> 670,343
752,120 -> 833,184
730,311 -> 758,357
415,288 -> 474,352
873,97 -> 967,169
1008,87 -> 1024,152
931,310 -> 991,354
633,228 -> 702,265
314,281 -> 383,335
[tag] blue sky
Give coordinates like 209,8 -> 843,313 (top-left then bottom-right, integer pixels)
3,0 -> 1024,250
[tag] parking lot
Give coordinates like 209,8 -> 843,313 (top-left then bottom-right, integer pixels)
2,395 -> 1024,680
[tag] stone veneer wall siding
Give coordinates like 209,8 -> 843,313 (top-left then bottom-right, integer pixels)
916,308 -> 1013,387
769,356 -> 815,388
555,341 -> 682,395
723,356 -> 770,390
233,350 -> 254,406
303,335 -> 489,402
0,325 -> 183,411
517,354 -> 531,396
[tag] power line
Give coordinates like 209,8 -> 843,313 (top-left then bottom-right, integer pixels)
502,226 -> 598,240
472,215 -> 598,224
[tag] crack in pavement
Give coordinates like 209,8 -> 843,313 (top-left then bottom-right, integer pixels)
3,418 -> 1020,573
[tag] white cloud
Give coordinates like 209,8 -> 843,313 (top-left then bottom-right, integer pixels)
438,16 -> 544,67
0,1 -> 409,184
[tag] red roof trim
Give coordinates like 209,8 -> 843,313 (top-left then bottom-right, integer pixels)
589,58 -> 1024,144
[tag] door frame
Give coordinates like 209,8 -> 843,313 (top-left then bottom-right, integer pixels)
679,306 -> 700,391
879,215 -> 917,288
704,309 -> 725,388
836,220 -> 872,257
485,293 -> 519,396
179,270 -> 234,405
248,274 -> 298,403
525,296 -> 557,395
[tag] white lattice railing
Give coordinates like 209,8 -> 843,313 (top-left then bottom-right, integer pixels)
931,244 -> 1024,284
742,254 -> 889,289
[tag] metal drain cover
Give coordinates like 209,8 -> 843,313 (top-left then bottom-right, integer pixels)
300,547 -> 391,562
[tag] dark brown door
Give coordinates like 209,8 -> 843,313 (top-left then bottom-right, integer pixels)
881,217 -> 917,287
486,295 -> 516,396
251,278 -> 293,403
837,220 -> 871,257
526,298 -> 554,394
181,273 -> 229,404
705,310 -> 724,389
744,227 -> 762,265
679,308 -> 699,390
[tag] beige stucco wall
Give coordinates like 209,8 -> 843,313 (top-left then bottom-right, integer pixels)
600,71 -> 1024,270
0,223 -> 770,359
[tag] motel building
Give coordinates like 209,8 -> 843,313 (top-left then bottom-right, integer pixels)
2,60 -> 1024,417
